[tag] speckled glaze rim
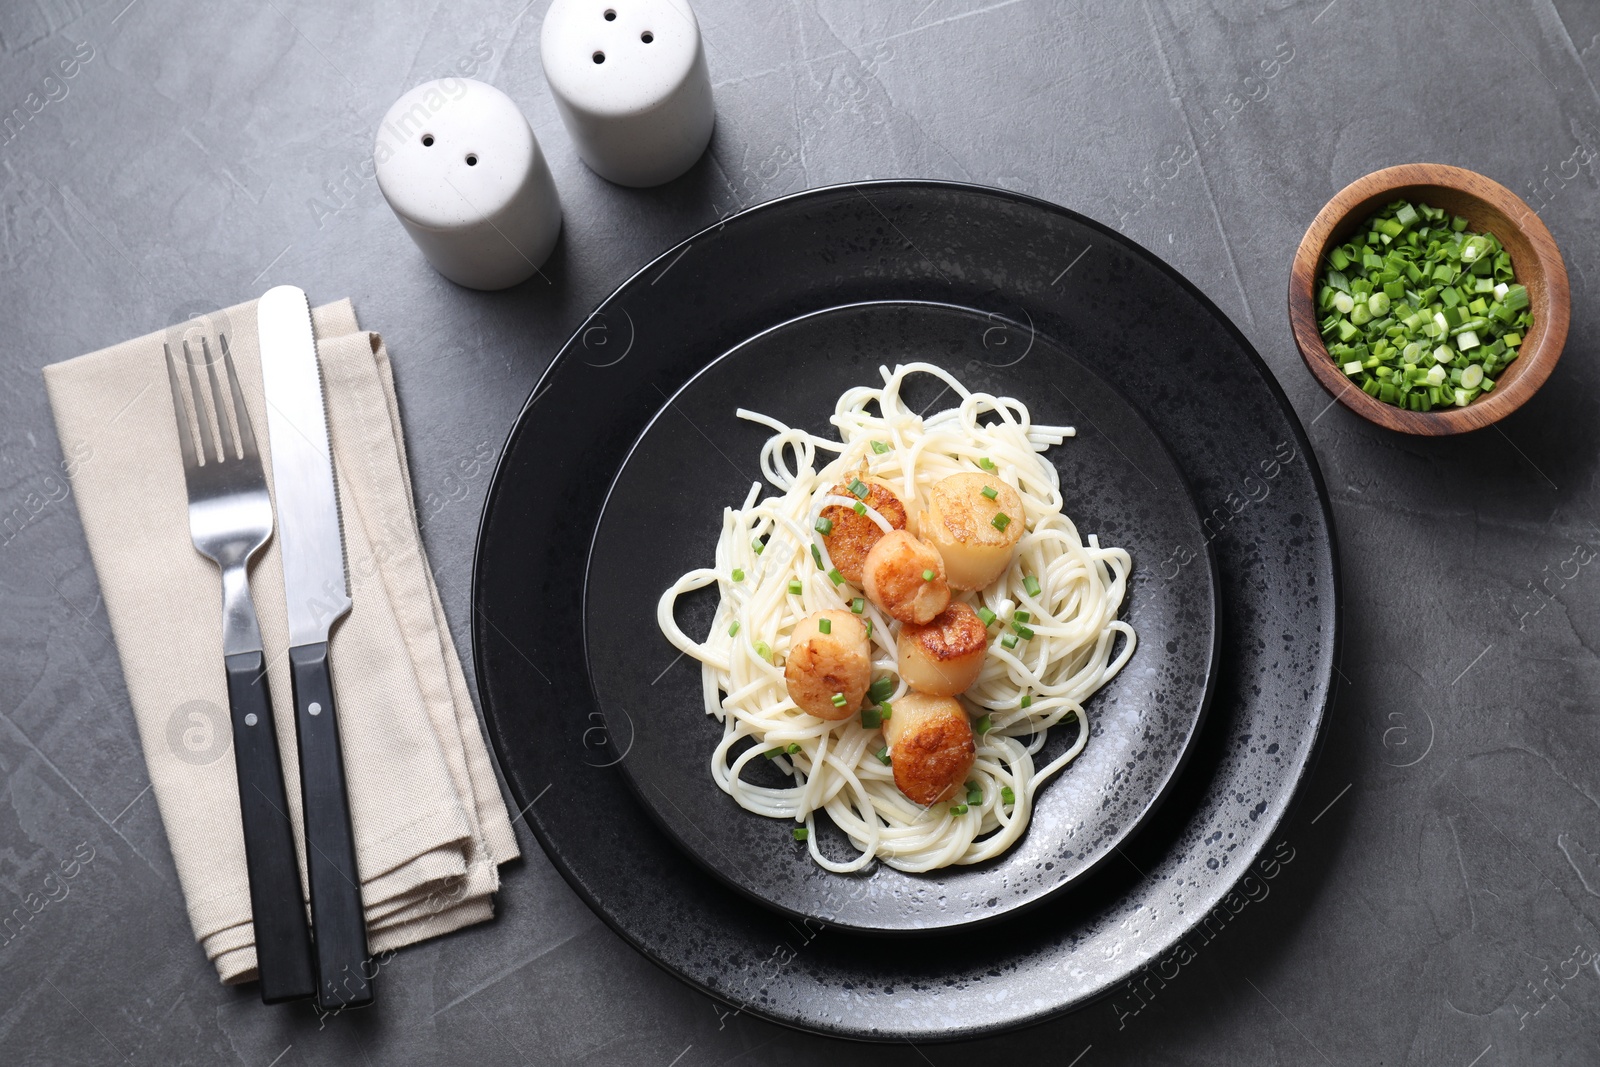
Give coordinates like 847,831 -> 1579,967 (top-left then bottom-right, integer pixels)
471,180 -> 1341,1041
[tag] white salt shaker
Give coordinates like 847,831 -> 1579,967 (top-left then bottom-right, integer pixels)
373,79 -> 562,290
541,0 -> 715,187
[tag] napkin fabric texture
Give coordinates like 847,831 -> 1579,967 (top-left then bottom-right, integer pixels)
43,298 -> 518,983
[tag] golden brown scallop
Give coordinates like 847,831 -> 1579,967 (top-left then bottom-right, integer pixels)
921,473 -> 1025,591
820,479 -> 909,583
882,692 -> 976,806
783,610 -> 872,720
897,602 -> 989,697
861,530 -> 951,625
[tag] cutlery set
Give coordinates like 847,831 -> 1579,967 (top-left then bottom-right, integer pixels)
165,285 -> 371,1010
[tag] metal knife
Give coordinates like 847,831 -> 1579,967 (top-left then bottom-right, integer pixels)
258,284 -> 373,1011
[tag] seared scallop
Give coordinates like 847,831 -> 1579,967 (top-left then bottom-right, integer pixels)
820,479 -> 909,583
861,530 -> 951,625
921,473 -> 1025,590
784,610 -> 872,720
897,602 -> 988,696
882,692 -> 976,806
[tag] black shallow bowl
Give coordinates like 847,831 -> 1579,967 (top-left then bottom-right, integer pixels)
584,300 -> 1219,934
472,180 -> 1338,1040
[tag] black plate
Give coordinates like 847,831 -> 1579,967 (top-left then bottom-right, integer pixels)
473,181 -> 1338,1040
584,300 -> 1218,933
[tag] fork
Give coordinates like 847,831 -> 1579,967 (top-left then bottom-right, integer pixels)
165,335 -> 315,1005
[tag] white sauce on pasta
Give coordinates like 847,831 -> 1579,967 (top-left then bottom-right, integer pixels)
657,364 -> 1134,873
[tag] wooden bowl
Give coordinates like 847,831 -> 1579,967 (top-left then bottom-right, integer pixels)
1288,163 -> 1569,435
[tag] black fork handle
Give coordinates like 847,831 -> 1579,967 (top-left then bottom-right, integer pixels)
223,650 -> 315,1004
289,641 -> 373,1010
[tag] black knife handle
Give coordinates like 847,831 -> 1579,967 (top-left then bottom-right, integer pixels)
223,650 -> 315,1005
288,641 -> 373,1010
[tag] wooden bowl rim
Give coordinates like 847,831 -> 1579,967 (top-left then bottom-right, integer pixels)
1288,163 -> 1570,436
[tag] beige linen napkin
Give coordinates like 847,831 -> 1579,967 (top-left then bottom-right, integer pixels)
43,298 -> 518,983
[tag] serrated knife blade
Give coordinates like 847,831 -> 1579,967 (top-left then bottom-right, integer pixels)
257,284 -> 372,1011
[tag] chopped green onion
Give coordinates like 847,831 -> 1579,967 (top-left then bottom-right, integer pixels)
976,607 -> 997,626
868,677 -> 895,703
864,620 -> 873,638
792,827 -> 808,841
1020,693 -> 1033,708
1315,198 -> 1529,410
851,597 -> 865,613
1001,633 -> 1019,650
978,457 -> 996,471
980,485 -> 998,500
874,746 -> 891,765
811,544 -> 823,567
830,691 -> 847,707
949,804 -> 969,816
731,568 -> 744,582
921,568 -> 936,582
966,785 -> 983,805
828,568 -> 844,586
787,579 -> 803,595
764,748 -> 783,759
1013,610 -> 1031,623
848,479 -> 869,499
879,700 -> 892,721
786,742 -> 801,755
853,501 -> 867,515
1011,621 -> 1034,640
1001,786 -> 1015,806
975,713 -> 992,734
1024,575 -> 1041,597
870,440 -> 891,455
728,620 -> 740,637
752,538 -> 765,555
991,512 -> 1012,532
860,706 -> 883,729
817,618 -> 831,635
814,517 -> 834,536
755,641 -> 772,661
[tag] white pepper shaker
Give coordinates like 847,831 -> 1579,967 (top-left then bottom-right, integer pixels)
541,0 -> 715,187
373,78 -> 562,290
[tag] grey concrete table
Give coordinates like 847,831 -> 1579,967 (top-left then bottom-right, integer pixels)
4,1 -> 1599,1063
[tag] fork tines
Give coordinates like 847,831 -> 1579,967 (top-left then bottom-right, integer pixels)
164,336 -> 260,468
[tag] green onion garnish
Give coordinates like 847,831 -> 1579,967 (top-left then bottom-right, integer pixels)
787,579 -> 803,595
764,748 -> 783,759
817,618 -> 832,635
975,713 -> 992,734
853,501 -> 867,515
868,677 -> 894,704
848,479 -> 870,499
1014,610 -> 1031,623
830,692 -> 848,708
860,707 -> 883,729
864,620 -> 873,638
921,568 -> 936,581
1024,575 -> 1041,597
731,568 -> 744,582
787,742 -> 801,754
981,485 -> 998,500
792,827 -> 808,842
851,597 -> 865,614
814,516 -> 834,536
1001,633 -> 1019,650
949,804 -> 969,816
978,457 -> 996,471
874,746 -> 891,765
755,641 -> 772,661
966,785 -> 983,805
879,700 -> 892,721
991,512 -> 1012,532
1001,786 -> 1015,806
1020,693 -> 1032,709
811,544 -> 823,567
828,568 -> 844,586
870,440 -> 890,455
1315,198 -> 1530,410
728,621 -> 740,637
1012,622 -> 1034,640
977,607 -> 997,626
752,538 -> 765,555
